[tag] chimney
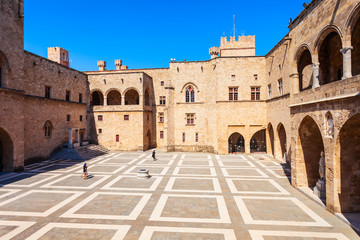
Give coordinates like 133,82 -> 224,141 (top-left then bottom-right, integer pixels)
97,60 -> 106,71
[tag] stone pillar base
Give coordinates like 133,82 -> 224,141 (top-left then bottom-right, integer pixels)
314,179 -> 326,198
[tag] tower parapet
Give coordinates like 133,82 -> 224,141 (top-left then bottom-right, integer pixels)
209,47 -> 220,59
219,35 -> 255,57
97,60 -> 106,71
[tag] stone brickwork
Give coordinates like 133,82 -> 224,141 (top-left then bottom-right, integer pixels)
0,0 -> 88,171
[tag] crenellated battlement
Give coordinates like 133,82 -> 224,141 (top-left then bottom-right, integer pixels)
219,35 -> 255,57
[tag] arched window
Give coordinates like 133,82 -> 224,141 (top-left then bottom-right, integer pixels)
185,86 -> 195,103
125,89 -> 139,105
44,121 -> 53,138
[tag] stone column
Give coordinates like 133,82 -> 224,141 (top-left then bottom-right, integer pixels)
290,73 -> 300,94
68,128 -> 73,148
139,95 -> 143,106
103,96 -> 107,106
340,47 -> 353,80
312,63 -> 320,89
121,95 -> 125,105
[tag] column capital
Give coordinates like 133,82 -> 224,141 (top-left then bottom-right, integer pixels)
340,46 -> 353,54
312,62 -> 320,69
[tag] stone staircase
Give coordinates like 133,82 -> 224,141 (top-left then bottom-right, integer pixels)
50,144 -> 110,160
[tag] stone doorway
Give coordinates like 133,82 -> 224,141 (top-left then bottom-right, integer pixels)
277,123 -> 287,161
268,124 -> 274,156
228,133 -> 245,154
0,128 -> 13,172
337,114 -> 360,212
250,130 -> 266,153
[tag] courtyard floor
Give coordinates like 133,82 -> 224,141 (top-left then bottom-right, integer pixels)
0,151 -> 358,239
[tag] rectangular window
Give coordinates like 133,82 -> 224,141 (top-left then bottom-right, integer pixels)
251,87 -> 261,100
160,96 -> 166,105
229,87 -> 238,101
79,93 -> 83,103
268,84 -> 272,99
45,86 -> 51,99
67,114 -> 70,121
124,115 -> 129,121
116,135 -> 119,142
161,81 -> 164,86
195,133 -> 198,142
254,74 -> 258,81
66,90 -> 71,101
182,133 -> 185,142
231,75 -> 236,81
278,79 -> 283,96
160,131 -> 164,139
159,113 -> 164,123
98,128 -> 102,134
186,114 -> 195,125
80,115 -> 83,121
147,114 -> 149,121
98,115 -> 103,121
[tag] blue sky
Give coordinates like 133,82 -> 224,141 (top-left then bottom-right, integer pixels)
24,1 -> 308,71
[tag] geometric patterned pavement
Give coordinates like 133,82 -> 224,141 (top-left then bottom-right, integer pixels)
0,152 -> 358,239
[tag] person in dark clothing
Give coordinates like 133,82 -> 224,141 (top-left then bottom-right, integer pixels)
152,150 -> 156,161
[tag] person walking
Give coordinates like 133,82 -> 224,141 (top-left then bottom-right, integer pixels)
82,162 -> 88,179
152,150 -> 156,161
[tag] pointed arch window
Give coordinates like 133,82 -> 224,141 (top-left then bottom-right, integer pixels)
185,86 -> 195,103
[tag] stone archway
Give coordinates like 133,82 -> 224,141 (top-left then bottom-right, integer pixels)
125,89 -> 139,105
107,90 -> 121,105
268,124 -> 274,156
277,123 -> 287,161
91,91 -> 104,106
250,130 -> 266,153
0,128 -> 13,172
297,47 -> 313,91
351,14 -> 360,76
337,114 -> 360,212
297,116 -> 324,187
318,32 -> 343,85
228,133 -> 245,154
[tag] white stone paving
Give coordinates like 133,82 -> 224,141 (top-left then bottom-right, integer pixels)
0,151 -> 356,239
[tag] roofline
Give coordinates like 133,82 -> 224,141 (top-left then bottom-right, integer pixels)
24,50 -> 87,76
288,0 -> 322,30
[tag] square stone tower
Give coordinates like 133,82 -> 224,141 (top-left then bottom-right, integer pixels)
48,47 -> 69,67
220,36 -> 255,57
